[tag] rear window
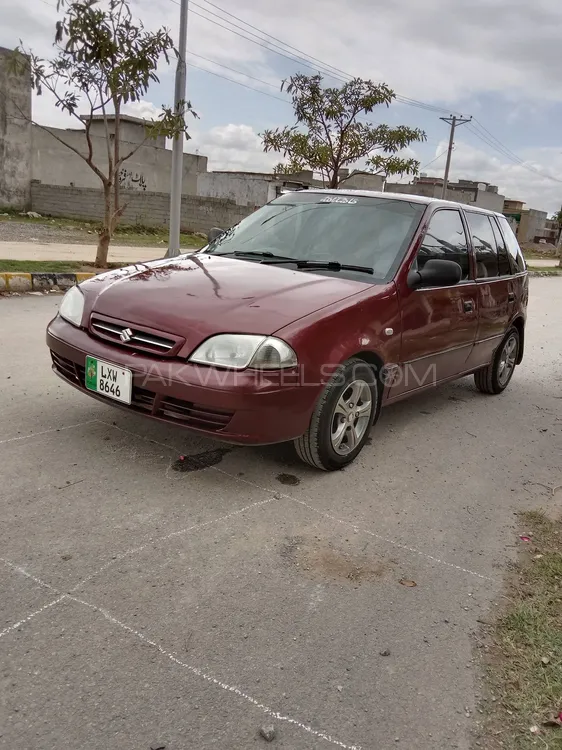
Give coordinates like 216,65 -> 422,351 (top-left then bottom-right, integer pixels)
205,192 -> 426,282
466,212 -> 500,278
496,216 -> 526,272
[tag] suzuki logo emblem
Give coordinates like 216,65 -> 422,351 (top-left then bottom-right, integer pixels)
120,327 -> 133,343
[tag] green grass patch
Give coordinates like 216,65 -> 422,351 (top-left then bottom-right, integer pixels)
478,511 -> 562,748
524,252 -> 559,260
527,266 -> 562,276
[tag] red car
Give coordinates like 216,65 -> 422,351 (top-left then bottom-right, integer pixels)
47,190 -> 528,470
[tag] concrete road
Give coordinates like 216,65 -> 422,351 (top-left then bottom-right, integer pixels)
1,281 -> 561,750
0,241 -> 165,264
526,258 -> 560,267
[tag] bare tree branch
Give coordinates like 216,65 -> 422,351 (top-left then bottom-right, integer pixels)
115,134 -> 151,169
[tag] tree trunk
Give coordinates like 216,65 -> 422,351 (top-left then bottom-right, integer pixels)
95,184 -> 113,268
95,230 -> 111,268
328,170 -> 339,189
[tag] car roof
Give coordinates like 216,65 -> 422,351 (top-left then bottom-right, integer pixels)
302,188 -> 505,218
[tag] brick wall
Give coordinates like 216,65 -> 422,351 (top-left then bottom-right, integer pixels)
30,183 -> 255,233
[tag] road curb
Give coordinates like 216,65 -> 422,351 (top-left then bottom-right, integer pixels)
0,272 -> 95,293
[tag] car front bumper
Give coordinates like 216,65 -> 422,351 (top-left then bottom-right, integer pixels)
46,315 -> 319,445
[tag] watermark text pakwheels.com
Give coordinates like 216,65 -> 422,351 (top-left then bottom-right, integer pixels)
137,361 -> 438,390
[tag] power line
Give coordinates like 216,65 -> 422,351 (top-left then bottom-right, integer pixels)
465,123 -> 562,184
172,0 -> 560,184
196,0 -> 351,82
188,51 -> 282,91
420,150 -> 449,171
194,0 -> 470,118
393,150 -> 448,184
169,0 -> 346,81
471,117 -> 524,162
440,115 -> 472,198
187,61 -> 289,104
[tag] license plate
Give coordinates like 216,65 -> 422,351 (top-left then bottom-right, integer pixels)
85,356 -> 132,405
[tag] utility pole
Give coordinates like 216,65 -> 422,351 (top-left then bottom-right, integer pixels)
166,0 -> 189,258
439,114 -> 471,199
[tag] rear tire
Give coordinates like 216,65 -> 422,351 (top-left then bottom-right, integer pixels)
474,326 -> 520,395
294,358 -> 380,471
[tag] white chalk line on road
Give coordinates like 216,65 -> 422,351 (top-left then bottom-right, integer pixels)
99,419 -> 498,584
0,558 -> 67,641
0,556 -> 60,594
0,420 -> 99,446
213,467 -> 499,584
69,496 -> 276,592
1,553 -> 361,748
68,593 -> 362,750
0,595 -> 67,641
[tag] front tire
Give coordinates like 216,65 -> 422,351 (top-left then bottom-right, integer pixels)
474,326 -> 520,395
294,358 -> 380,471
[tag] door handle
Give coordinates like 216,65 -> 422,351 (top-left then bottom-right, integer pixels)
508,292 -> 516,302
463,299 -> 474,313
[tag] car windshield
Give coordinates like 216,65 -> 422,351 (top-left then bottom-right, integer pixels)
203,192 -> 426,281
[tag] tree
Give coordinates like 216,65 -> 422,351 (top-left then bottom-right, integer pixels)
12,0 -> 196,267
261,74 -> 426,189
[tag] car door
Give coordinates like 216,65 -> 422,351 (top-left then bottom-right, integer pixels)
464,211 -> 513,369
389,208 -> 479,398
496,213 -> 529,316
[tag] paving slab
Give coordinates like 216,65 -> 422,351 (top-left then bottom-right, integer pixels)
0,241 -> 163,264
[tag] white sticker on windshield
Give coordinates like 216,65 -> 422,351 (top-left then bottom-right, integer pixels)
319,196 -> 358,204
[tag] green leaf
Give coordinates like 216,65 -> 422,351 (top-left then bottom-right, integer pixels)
261,73 -> 425,188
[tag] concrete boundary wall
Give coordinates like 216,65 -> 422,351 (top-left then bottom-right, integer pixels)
31,183 -> 256,233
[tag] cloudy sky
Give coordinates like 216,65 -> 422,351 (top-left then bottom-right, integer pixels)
2,0 -> 562,213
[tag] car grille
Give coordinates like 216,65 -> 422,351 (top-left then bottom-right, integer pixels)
89,315 -> 180,357
50,352 -> 234,432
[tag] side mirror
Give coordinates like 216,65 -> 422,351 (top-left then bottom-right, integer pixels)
207,227 -> 224,243
408,259 -> 462,289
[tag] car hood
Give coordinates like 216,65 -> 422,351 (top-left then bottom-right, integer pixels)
83,254 -> 369,345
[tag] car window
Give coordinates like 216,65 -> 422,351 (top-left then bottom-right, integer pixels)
490,217 -> 512,275
496,216 -> 526,272
205,193 -> 426,282
415,209 -> 470,279
466,212 -> 499,278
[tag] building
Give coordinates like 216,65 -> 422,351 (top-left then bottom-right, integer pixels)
543,217 -> 561,245
502,199 -> 548,243
197,168 -> 385,207
32,115 -> 207,196
0,47 -> 32,208
385,176 -> 505,212
0,46 -> 208,208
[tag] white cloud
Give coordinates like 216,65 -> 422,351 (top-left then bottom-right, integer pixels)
9,0 -> 562,105
3,0 -> 561,214
419,140 -> 562,214
189,123 -> 278,172
121,99 -> 163,120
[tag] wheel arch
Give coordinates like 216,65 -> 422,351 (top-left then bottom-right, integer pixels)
511,316 -> 525,364
349,349 -> 385,375
346,350 -> 386,424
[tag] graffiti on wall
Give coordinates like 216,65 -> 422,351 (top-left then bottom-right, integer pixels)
118,169 -> 147,191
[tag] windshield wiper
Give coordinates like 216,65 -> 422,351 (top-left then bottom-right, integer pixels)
261,259 -> 374,275
213,250 -> 295,260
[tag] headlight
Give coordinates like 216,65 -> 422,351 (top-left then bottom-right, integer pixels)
189,334 -> 298,370
59,285 -> 85,327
